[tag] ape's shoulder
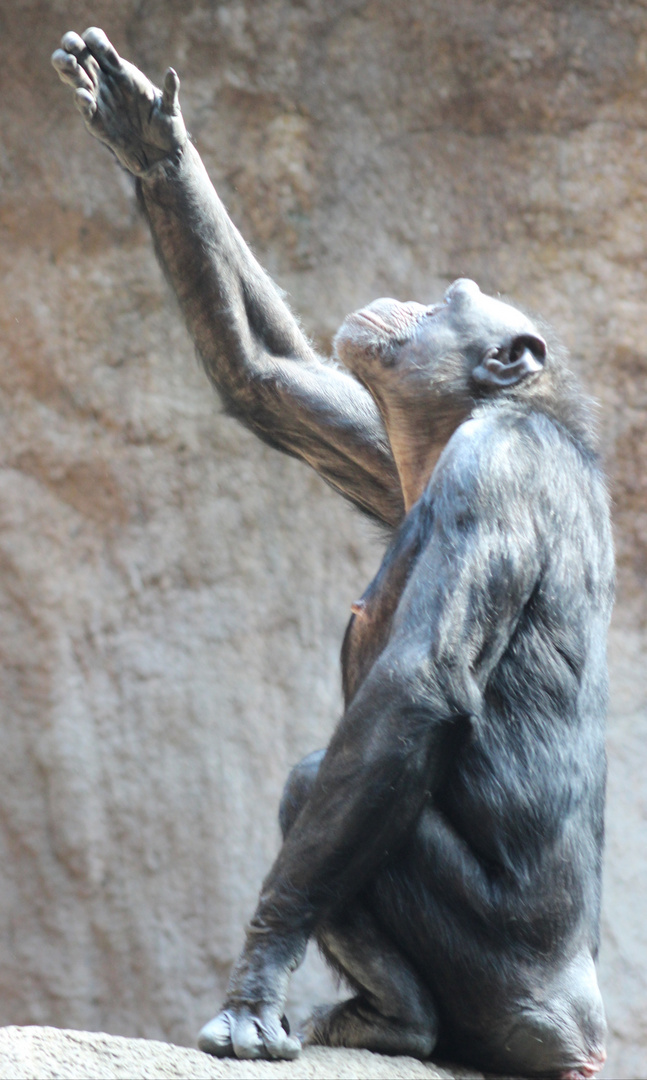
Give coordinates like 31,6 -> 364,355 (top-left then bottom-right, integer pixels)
443,404 -> 597,477
426,403 -> 605,526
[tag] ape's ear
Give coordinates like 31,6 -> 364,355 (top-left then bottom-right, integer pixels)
472,334 -> 546,388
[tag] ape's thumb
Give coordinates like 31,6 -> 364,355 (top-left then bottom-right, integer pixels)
161,68 -> 180,114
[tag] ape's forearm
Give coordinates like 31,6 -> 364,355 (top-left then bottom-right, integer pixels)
242,673 -> 443,962
137,141 -> 315,390
224,693 -> 435,1010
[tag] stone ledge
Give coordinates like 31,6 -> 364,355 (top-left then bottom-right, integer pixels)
0,1026 -> 486,1080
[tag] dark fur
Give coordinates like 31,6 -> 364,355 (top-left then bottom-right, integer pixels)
276,395 -> 612,1076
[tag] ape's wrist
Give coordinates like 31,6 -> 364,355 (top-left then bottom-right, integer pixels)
136,138 -> 191,185
224,925 -> 308,1008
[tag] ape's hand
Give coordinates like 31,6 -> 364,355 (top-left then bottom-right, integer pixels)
52,28 -> 187,176
198,1005 -> 301,1061
197,937 -> 304,1060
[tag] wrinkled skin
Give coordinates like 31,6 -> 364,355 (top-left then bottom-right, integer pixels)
53,31 -> 612,1079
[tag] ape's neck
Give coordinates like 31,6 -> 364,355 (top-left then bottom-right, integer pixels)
381,403 -> 466,512
388,434 -> 445,512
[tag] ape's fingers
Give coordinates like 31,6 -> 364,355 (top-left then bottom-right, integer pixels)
61,30 -> 88,57
51,50 -> 94,94
75,88 -> 97,122
259,1019 -> 301,1061
161,68 -> 180,116
61,30 -> 101,87
197,1013 -> 234,1057
230,1016 -> 264,1060
82,27 -> 122,74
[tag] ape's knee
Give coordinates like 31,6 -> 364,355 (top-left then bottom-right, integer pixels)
278,749 -> 325,839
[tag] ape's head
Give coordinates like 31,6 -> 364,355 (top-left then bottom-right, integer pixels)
334,277 -> 548,419
333,278 -> 549,509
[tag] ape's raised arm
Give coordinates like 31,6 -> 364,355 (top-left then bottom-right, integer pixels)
138,147 -> 404,524
52,28 -> 404,527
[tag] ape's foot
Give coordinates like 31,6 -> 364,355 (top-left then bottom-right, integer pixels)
198,1006 -> 301,1060
302,996 -> 435,1059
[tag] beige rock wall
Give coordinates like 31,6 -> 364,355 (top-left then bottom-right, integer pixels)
0,2 -> 645,1077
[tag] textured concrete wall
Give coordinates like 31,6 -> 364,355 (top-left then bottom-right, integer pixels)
0,2 -> 646,1077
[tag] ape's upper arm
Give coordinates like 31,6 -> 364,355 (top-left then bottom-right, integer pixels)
222,354 -> 404,526
138,144 -> 405,527
392,417 -> 545,705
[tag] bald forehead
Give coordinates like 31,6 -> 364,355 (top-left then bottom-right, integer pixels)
445,290 -> 538,344
477,292 -> 536,331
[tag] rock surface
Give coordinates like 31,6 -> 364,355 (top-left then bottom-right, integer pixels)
0,3 -> 645,1079
0,1027 -> 482,1080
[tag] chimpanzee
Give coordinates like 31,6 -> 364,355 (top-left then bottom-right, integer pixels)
53,28 -> 613,1079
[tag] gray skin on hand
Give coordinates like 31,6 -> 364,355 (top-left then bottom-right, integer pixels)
52,27 -> 187,176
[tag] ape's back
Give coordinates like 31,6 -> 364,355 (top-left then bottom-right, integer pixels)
433,406 -> 613,931
365,406 -> 612,1073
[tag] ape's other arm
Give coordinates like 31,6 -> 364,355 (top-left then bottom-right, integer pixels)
200,421 -> 542,1059
52,29 -> 404,527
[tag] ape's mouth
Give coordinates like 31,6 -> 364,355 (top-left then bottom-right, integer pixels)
349,299 -> 431,342
355,309 -> 393,333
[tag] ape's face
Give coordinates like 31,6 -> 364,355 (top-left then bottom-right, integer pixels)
334,279 -> 545,412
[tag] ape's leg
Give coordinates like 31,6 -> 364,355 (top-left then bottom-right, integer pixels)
307,904 -> 438,1058
280,753 -> 438,1059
